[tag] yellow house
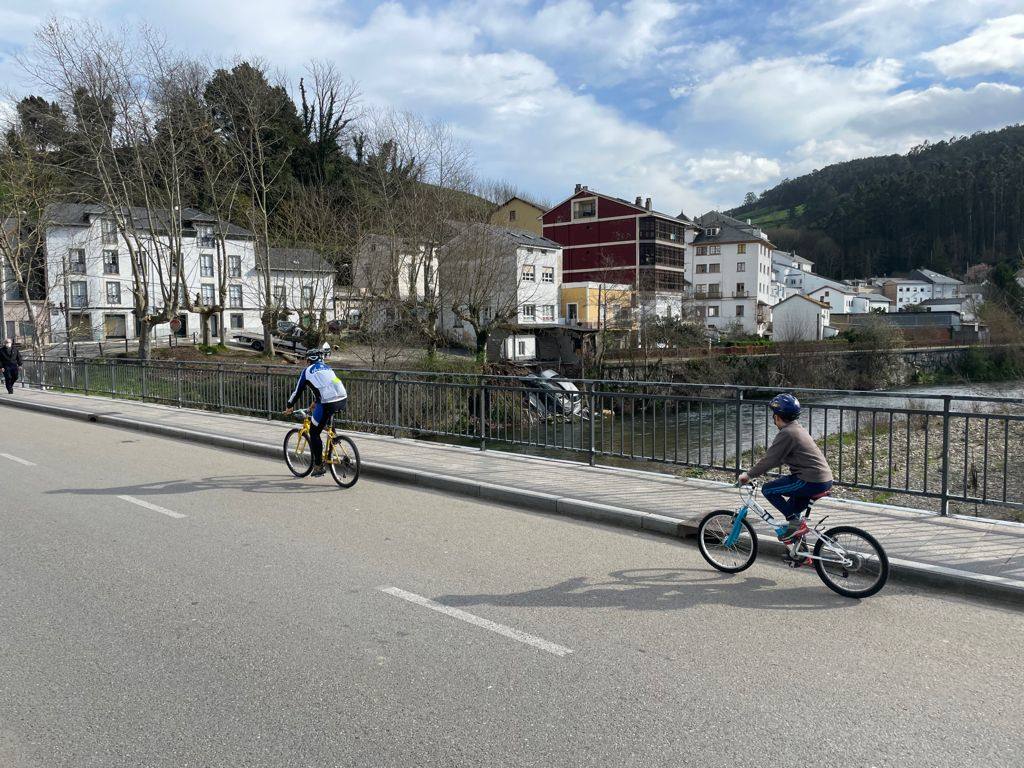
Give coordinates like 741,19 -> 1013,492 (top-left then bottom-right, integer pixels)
561,281 -> 634,329
489,197 -> 546,236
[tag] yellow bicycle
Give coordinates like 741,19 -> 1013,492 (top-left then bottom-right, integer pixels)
283,408 -> 361,488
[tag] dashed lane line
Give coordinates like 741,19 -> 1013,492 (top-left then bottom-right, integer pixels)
116,495 -> 187,520
380,586 -> 573,657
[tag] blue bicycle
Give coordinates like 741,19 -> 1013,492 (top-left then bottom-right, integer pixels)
697,482 -> 889,599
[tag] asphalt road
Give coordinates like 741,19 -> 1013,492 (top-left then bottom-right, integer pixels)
0,407 -> 1021,767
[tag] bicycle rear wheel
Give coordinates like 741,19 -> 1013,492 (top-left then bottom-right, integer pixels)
327,435 -> 360,489
697,510 -> 758,573
283,428 -> 313,477
814,526 -> 889,598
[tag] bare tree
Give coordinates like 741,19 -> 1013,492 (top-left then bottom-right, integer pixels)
24,20 -> 205,358
438,224 -> 543,359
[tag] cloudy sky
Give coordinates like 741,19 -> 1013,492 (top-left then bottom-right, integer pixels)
2,0 -> 1024,214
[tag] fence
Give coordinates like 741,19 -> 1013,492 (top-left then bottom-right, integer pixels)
19,357 -> 1024,519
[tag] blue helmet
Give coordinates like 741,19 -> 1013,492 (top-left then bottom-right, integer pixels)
769,393 -> 801,420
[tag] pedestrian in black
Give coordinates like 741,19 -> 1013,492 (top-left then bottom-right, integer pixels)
0,337 -> 23,394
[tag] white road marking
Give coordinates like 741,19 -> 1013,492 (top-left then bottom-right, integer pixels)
0,453 -> 36,467
380,586 -> 573,657
117,495 -> 187,519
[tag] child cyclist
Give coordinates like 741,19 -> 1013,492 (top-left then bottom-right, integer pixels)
737,394 -> 833,541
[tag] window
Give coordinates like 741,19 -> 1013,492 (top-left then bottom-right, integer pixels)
517,340 -> 527,356
521,264 -> 535,282
200,254 -> 214,278
695,264 -> 707,274
274,284 -> 287,305
737,262 -> 746,272
101,218 -> 117,245
229,285 -> 243,308
103,250 -> 119,275
509,210 -> 517,222
736,282 -> 746,295
737,243 -> 746,254
301,285 -> 314,305
196,224 -> 215,249
230,313 -> 244,329
706,306 -> 720,317
541,267 -> 554,283
540,305 -> 555,322
228,255 -> 242,278
566,303 -> 578,322
709,245 -> 721,255
521,304 -> 536,321
695,246 -> 708,256
707,283 -> 721,297
735,305 -> 745,317
70,281 -> 88,307
201,284 -> 216,305
572,198 -> 596,220
106,281 -> 121,304
69,249 -> 87,274
708,263 -> 721,273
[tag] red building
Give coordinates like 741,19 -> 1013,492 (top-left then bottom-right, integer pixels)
541,185 -> 695,298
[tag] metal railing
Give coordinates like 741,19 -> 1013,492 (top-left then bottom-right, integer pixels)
19,357 -> 1024,519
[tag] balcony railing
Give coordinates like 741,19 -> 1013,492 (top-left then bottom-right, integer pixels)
70,296 -> 89,308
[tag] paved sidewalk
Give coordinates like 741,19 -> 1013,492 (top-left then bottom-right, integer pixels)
4,388 -> 1024,602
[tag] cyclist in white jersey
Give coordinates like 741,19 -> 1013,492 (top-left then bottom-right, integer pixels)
283,347 -> 348,476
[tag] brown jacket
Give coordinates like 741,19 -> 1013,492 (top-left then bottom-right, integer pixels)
749,421 -> 833,482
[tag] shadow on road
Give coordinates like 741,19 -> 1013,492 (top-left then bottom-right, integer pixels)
46,474 -> 334,497
436,566 -> 861,612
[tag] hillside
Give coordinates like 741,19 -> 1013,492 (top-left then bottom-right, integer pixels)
727,124 -> 1024,280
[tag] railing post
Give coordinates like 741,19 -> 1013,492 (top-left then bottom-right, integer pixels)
83,360 -> 89,396
176,362 -> 183,407
110,358 -> 117,398
392,373 -> 400,438
265,366 -> 273,420
939,395 -> 951,516
588,386 -> 597,466
58,360 -> 65,389
734,388 -> 743,477
217,363 -> 225,413
141,360 -> 147,402
478,376 -> 486,451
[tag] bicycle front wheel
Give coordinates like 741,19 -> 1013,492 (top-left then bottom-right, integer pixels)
327,435 -> 360,489
814,526 -> 889,599
283,428 -> 313,477
697,510 -> 758,573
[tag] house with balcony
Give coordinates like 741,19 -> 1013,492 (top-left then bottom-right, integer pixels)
771,250 -> 814,293
541,185 -> 695,322
437,224 -> 562,359
685,212 -> 783,336
42,204 -> 263,343
878,277 -> 933,311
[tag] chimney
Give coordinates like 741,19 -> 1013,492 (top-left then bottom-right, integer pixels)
635,196 -> 643,207
644,197 -> 652,210
574,183 -> 582,193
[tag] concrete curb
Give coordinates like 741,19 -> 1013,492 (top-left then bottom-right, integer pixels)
3,394 -> 1022,607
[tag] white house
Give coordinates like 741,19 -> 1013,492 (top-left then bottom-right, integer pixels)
686,212 -> 784,336
43,204 -> 263,343
438,225 -> 562,356
909,268 -> 963,299
772,294 -> 833,341
264,247 -> 335,326
771,250 -> 814,292
879,278 -> 933,311
350,235 -> 438,303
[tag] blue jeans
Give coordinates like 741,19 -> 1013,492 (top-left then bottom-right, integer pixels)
309,399 -> 347,464
762,475 -> 833,520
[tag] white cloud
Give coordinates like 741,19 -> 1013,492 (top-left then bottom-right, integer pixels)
687,56 -> 905,142
686,153 -> 782,184
805,0 -> 1023,56
922,14 -> 1024,77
